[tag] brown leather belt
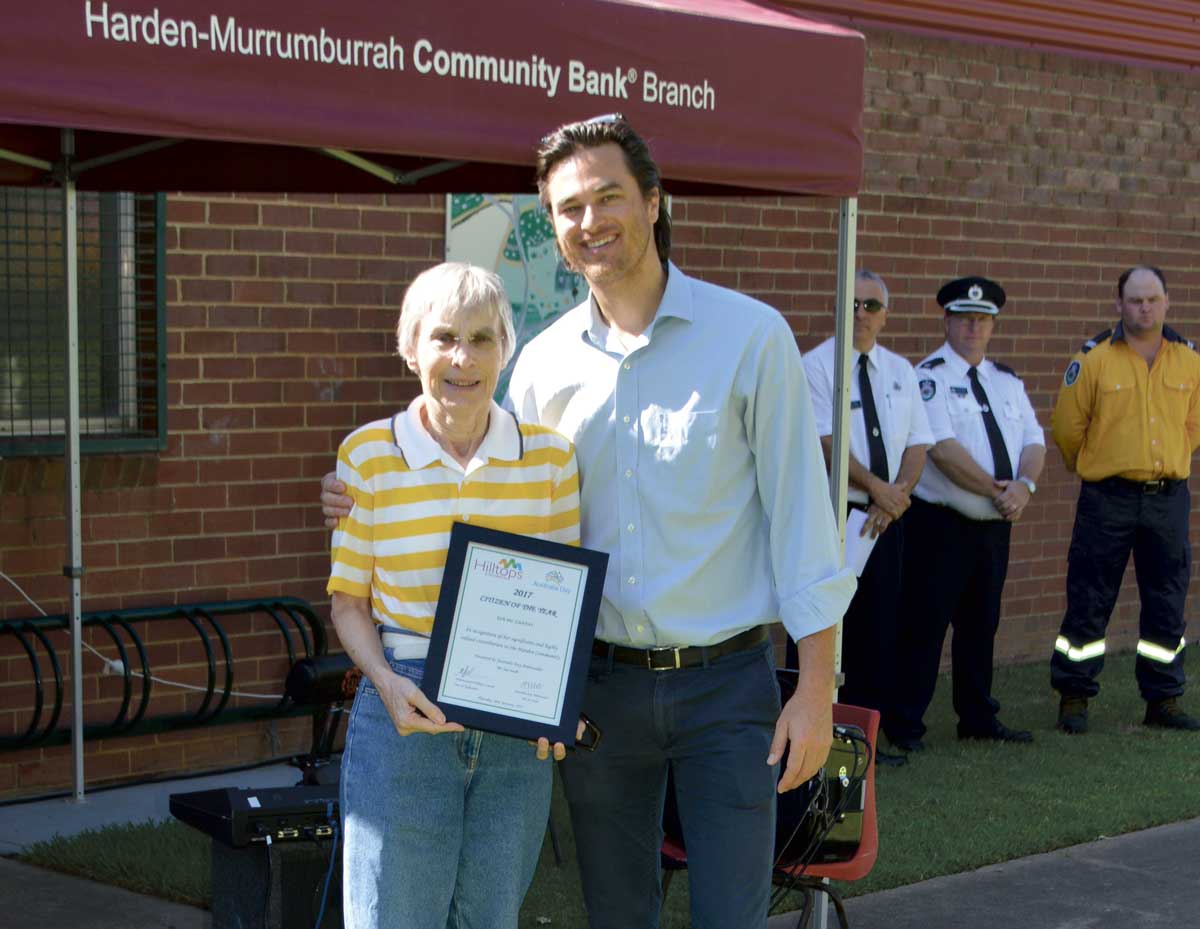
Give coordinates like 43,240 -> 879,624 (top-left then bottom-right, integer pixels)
592,626 -> 768,671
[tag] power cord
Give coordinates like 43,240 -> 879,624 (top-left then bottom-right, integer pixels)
769,727 -> 871,927
262,834 -> 273,929
313,800 -> 341,929
1,569 -> 283,700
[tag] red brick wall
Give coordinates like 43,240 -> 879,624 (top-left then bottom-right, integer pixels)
3,30 -> 1199,796
681,30 -> 1200,669
0,193 -> 438,797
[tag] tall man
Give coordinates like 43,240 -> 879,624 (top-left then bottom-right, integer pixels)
802,270 -> 932,766
886,276 -> 1045,750
1050,265 -> 1200,733
322,116 -> 854,929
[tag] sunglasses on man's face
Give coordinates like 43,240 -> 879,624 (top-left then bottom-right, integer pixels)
853,298 -> 885,313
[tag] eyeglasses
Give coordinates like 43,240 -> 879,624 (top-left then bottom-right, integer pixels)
853,298 -> 885,313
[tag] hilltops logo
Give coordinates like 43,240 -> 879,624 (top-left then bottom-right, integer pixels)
475,557 -> 523,579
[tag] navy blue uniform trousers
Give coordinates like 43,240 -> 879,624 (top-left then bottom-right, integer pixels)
1051,478 -> 1190,701
887,496 -> 1011,741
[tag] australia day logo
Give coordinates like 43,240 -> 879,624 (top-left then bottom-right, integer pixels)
475,556 -> 523,579
535,568 -> 571,594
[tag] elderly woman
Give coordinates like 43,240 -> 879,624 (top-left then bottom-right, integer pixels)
328,262 -> 581,929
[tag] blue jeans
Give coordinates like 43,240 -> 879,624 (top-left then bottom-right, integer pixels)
560,639 -> 781,929
340,655 -> 552,929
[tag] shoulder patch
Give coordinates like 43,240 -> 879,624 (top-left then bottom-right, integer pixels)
1081,329 -> 1111,354
919,357 -> 945,370
919,378 -> 936,401
993,362 -> 1018,379
1063,359 -> 1081,387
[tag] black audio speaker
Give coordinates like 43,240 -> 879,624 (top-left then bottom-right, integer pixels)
211,837 -> 342,929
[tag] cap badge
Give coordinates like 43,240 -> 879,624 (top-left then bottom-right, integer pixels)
968,284 -> 984,301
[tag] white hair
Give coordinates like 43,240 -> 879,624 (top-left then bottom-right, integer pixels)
856,269 -> 890,307
396,262 -> 517,366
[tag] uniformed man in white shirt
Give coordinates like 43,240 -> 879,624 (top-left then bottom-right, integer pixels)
886,276 -> 1046,750
803,270 -> 933,765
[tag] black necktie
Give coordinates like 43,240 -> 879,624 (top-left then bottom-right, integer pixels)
967,366 -> 1013,481
857,354 -> 889,482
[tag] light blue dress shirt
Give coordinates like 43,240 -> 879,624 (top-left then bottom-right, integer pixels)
506,263 -> 855,648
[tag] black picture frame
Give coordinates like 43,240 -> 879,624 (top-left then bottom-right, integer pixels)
422,522 -> 608,746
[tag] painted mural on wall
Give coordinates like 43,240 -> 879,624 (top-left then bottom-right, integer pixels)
445,194 -> 584,399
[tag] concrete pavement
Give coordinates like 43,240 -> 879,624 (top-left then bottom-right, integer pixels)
2,767 -> 1197,929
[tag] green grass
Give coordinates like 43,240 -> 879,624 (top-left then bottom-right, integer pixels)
17,651 -> 1200,927
19,818 -> 210,908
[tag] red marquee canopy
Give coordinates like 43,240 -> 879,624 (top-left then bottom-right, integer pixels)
0,0 -> 864,195
0,0 -> 866,801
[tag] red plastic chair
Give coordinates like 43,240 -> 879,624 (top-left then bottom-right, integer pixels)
659,703 -> 880,919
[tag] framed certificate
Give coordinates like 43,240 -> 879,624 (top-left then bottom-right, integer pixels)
422,522 -> 608,746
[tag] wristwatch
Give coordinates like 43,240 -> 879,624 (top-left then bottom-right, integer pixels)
1017,476 -> 1037,495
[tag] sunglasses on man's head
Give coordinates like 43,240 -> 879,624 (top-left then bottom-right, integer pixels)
853,298 -> 885,313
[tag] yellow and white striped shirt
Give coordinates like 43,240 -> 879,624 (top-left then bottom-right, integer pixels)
327,398 -> 581,650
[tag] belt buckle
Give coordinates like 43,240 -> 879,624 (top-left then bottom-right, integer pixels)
646,646 -> 681,671
1144,480 -> 1165,494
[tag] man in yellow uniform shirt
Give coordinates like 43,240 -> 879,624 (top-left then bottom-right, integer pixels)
1051,265 -> 1200,733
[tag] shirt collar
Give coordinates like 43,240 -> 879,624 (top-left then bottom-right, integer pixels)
1112,321 -> 1190,347
582,261 -> 692,350
391,396 -> 522,471
858,343 -> 880,369
941,341 -> 986,377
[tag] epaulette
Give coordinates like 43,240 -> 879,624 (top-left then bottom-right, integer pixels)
993,362 -> 1019,379
1081,329 -> 1111,354
919,357 -> 945,370
1163,326 -> 1197,351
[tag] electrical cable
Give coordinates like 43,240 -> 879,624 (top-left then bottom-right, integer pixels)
769,731 -> 868,926
768,728 -> 871,927
1,568 -> 282,699
313,800 -> 340,929
263,834 -> 273,929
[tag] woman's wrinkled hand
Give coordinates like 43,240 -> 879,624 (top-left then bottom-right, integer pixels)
378,672 -> 464,737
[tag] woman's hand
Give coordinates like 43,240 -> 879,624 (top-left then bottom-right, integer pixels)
533,717 -> 589,761
377,671 -> 465,737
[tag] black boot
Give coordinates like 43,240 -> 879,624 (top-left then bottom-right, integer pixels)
1144,697 -> 1200,731
1057,694 -> 1089,734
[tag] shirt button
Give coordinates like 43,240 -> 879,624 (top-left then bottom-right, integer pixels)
624,362 -> 631,370
636,625 -> 645,633
623,415 -> 631,424
462,514 -> 470,521
1150,418 -> 1156,424
624,469 -> 633,478
627,576 -> 637,585
627,523 -> 636,532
